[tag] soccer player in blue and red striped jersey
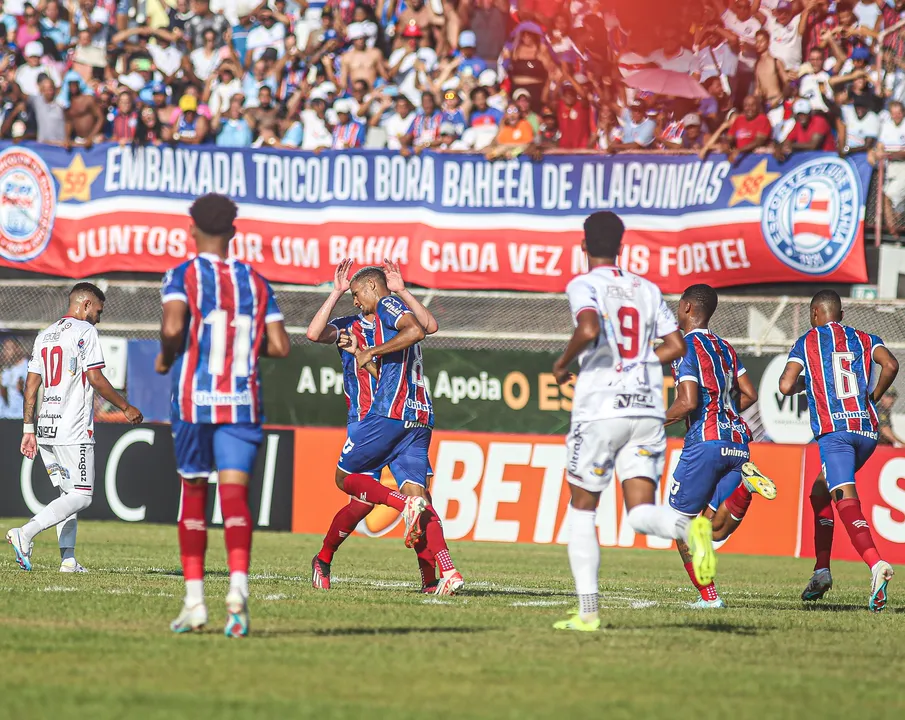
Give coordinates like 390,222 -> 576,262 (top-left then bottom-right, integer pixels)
325,264 -> 464,596
666,285 -> 777,608
306,260 -> 457,593
156,194 -> 290,637
780,290 -> 899,612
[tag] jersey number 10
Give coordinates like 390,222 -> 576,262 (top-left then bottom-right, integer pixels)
41,345 -> 64,387
204,310 -> 252,378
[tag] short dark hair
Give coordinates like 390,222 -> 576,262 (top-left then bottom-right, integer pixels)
69,282 -> 105,303
583,211 -> 624,259
811,289 -> 842,316
681,284 -> 718,319
190,193 -> 238,238
351,266 -> 387,287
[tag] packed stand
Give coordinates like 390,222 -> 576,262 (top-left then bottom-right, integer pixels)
0,1 -> 904,171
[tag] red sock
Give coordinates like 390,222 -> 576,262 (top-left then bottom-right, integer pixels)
178,479 -> 208,582
835,497 -> 882,569
219,484 -> 252,575
318,499 -> 372,564
423,505 -> 455,573
414,533 -> 436,588
724,483 -> 752,520
810,491 -> 835,571
684,561 -> 719,601
342,473 -> 406,511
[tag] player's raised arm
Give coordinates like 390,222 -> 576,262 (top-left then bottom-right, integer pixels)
383,259 -> 438,334
20,371 -> 41,459
306,259 -> 354,344
870,346 -> 899,403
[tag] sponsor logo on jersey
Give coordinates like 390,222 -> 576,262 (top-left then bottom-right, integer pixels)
43,395 -> 62,403
761,156 -> 859,276
36,426 -> 58,439
191,390 -> 252,406
43,331 -> 61,342
614,393 -> 656,409
68,357 -> 77,376
79,445 -> 87,485
78,338 -> 85,350
381,297 -> 405,316
592,458 -> 613,478
720,446 -> 749,458
0,147 -> 56,262
45,463 -> 70,480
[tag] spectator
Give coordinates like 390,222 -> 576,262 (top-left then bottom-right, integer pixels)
72,0 -> 111,51
189,28 -> 222,84
339,23 -> 388,92
877,101 -> 905,237
663,112 -> 707,149
431,121 -> 462,150
486,104 -> 535,159
723,94 -> 772,160
245,85 -> 279,131
0,339 -> 28,421
135,105 -> 165,145
699,74 -> 736,130
172,94 -> 209,144
456,31 -> 488,78
0,2 -> 16,44
651,25 -> 697,73
610,100 -> 656,151
722,0 -> 763,103
775,98 -> 836,160
213,94 -> 253,147
243,58 -> 279,103
754,28 -> 789,129
0,82 -> 37,141
838,93 -> 880,155
298,90 -> 333,150
440,88 -> 467,135
252,117 -> 283,148
876,388 -> 905,446
506,26 -> 553,113
408,92 -> 443,149
111,89 -> 139,144
246,6 -> 287,64
40,1 -> 71,58
535,105 -> 561,149
31,74 -> 67,146
16,42 -> 60,97
65,72 -> 104,147
755,0 -> 806,73
853,0 -> 884,40
556,81 -> 590,149
15,3 -> 40,49
207,62 -> 243,119
472,0 -> 509,65
802,0 -> 839,58
693,21 -> 740,89
332,99 -> 366,149
592,103 -> 622,150
382,94 -> 417,150
468,86 -> 503,133
396,0 -> 446,55
185,0 -> 230,50
514,88 -> 540,132
231,11 -> 255,62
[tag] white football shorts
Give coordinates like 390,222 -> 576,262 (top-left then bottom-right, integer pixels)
39,444 -> 95,496
565,417 -> 666,493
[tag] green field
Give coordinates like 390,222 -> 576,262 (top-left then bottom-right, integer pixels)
1,518 -> 903,720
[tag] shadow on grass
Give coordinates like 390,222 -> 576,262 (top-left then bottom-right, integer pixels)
257,626 -> 492,638
461,588 -> 573,599
649,622 -> 766,636
801,603 -> 867,613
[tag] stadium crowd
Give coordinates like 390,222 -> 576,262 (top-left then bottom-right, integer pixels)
0,0 -> 904,165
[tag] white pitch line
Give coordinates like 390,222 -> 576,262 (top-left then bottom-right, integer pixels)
510,600 -> 571,607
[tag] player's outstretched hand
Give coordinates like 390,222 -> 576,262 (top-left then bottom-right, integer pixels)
337,329 -> 360,354
123,405 -> 143,425
383,259 -> 404,292
335,258 -> 353,293
154,352 -> 171,375
20,433 -> 36,460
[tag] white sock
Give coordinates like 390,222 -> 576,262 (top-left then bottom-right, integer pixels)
185,579 -> 205,607
627,504 -> 690,542
21,493 -> 92,544
229,571 -> 249,599
568,508 -> 600,621
57,514 -> 78,561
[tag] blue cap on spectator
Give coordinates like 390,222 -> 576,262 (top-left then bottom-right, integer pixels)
459,30 -> 477,48
852,46 -> 871,61
776,0 -> 793,10
324,29 -> 338,41
150,81 -> 167,95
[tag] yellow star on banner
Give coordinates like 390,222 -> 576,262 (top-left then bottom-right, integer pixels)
51,153 -> 103,202
727,158 -> 781,207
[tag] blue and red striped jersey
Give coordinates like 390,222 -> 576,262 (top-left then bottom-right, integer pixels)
162,253 -> 283,425
328,314 -> 377,424
788,322 -> 884,438
371,296 -> 433,427
671,329 -> 751,448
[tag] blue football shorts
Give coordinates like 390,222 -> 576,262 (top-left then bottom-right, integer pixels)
338,415 -> 431,489
172,420 -> 263,478
817,431 -> 878,492
669,441 -> 750,516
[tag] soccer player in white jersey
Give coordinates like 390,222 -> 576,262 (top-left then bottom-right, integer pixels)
7,283 -> 143,572
552,211 -> 717,632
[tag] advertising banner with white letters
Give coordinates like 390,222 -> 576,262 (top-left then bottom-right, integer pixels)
0,421 -> 295,531
292,427 -> 905,563
0,144 -> 869,292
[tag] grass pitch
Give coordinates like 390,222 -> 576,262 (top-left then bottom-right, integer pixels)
1,518 -> 903,720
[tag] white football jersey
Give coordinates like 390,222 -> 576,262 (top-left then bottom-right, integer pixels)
566,266 -> 678,423
28,317 -> 105,445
